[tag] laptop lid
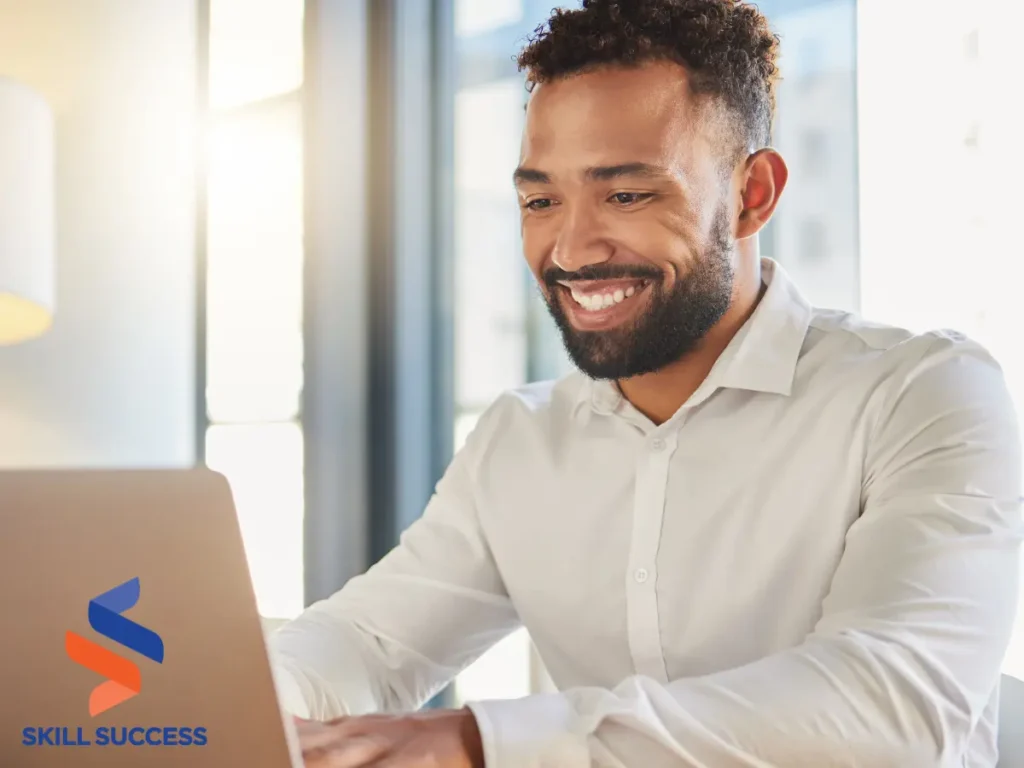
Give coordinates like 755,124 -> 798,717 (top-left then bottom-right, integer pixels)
0,468 -> 302,767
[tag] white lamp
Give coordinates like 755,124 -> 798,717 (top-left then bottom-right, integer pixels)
0,77 -> 55,345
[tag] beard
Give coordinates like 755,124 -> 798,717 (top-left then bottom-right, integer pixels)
541,206 -> 735,380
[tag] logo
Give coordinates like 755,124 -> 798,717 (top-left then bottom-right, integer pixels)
19,576 -> 207,750
65,577 -> 164,716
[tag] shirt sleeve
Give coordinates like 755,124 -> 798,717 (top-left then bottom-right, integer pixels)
466,335 -> 1024,768
270,402 -> 521,720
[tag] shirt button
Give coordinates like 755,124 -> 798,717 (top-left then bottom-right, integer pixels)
651,438 -> 665,451
634,568 -> 649,583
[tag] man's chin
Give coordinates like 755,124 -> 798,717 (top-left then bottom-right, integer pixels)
560,334 -> 635,380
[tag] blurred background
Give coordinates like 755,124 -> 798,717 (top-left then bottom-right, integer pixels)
1,0 -> 1022,706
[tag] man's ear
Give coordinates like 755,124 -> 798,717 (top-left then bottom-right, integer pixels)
737,148 -> 789,240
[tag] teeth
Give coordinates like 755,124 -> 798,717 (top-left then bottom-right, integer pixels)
569,284 -> 643,312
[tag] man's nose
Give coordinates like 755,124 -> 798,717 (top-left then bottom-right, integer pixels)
550,208 -> 612,273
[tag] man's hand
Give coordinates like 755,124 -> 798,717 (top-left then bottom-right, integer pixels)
294,708 -> 485,768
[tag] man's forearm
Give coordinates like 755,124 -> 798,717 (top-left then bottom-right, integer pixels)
270,606 -> 427,720
467,630 -> 999,768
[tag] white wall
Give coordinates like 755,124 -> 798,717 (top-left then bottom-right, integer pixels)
0,0 -> 197,467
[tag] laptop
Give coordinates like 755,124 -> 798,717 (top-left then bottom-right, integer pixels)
0,468 -> 303,767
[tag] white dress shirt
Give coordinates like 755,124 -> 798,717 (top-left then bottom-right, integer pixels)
271,259 -> 1022,767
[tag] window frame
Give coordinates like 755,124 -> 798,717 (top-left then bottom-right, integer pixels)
296,0 -> 455,603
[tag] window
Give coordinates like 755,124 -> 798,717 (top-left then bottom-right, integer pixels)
798,218 -> 829,265
763,0 -> 859,312
456,0 -> 523,36
208,0 -> 304,109
799,129 -> 829,179
201,0 -> 306,621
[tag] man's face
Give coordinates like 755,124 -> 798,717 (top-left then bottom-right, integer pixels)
516,61 -> 739,380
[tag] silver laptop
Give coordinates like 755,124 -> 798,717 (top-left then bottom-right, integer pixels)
0,468 -> 303,767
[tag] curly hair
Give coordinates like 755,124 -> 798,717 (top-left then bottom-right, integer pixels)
516,0 -> 781,159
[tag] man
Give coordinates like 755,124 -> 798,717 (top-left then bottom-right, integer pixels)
275,0 -> 1023,765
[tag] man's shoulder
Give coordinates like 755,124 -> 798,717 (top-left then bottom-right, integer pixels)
461,374 -> 587,451
805,308 -> 997,379
805,309 -> 1014,440
482,373 -> 588,421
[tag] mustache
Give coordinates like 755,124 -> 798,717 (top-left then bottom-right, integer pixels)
542,263 -> 663,287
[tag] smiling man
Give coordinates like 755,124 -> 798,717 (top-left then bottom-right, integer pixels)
272,1 -> 1023,766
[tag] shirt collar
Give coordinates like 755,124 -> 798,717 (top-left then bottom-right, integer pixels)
573,257 -> 814,417
715,257 -> 813,397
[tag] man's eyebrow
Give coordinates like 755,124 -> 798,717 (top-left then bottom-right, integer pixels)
512,162 -> 674,186
585,162 -> 671,181
513,166 -> 550,185
509,162 -> 671,188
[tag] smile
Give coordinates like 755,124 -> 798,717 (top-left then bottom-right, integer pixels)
558,278 -> 650,313
554,278 -> 652,331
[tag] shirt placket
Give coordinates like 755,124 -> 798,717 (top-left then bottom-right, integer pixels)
625,429 -> 676,683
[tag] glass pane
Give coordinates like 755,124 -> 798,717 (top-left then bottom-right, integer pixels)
756,0 -> 858,311
206,329 -> 303,424
206,422 -> 304,619
209,0 -> 304,109
452,0 -> 583,416
454,78 -> 530,411
456,0 -> 523,37
206,100 -> 303,423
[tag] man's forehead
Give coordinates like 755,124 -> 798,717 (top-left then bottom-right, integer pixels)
521,62 -> 706,165
527,60 -> 694,105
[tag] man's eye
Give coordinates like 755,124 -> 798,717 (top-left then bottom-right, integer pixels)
610,192 -> 653,206
525,198 -> 554,211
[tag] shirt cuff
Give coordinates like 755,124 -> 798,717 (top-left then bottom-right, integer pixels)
465,694 -> 590,768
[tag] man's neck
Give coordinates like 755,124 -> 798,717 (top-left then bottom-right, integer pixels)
617,255 -> 765,426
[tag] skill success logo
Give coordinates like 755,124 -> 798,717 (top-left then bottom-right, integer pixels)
20,577 -> 207,749
66,577 -> 164,716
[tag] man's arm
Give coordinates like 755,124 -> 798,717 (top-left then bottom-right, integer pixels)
465,336 -> 1023,767
271,403 -> 521,720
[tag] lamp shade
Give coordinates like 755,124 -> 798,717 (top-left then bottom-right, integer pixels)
0,77 -> 54,344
